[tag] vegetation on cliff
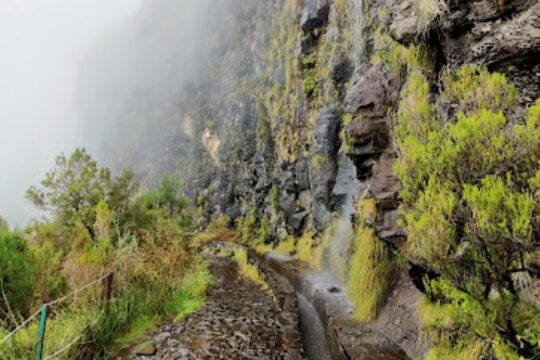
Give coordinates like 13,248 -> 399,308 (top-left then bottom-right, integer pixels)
396,65 -> 540,358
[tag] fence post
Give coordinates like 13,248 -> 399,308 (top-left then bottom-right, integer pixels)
34,304 -> 48,360
101,272 -> 114,307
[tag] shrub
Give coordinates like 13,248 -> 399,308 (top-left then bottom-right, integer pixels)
274,236 -> 295,254
0,217 -> 7,232
420,277 -> 534,360
270,186 -> 280,210
0,232 -> 35,324
25,148 -> 138,243
2,150 -> 214,357
193,214 -> 237,245
296,232 -> 315,263
234,248 -> 269,290
440,65 -> 518,117
395,64 -> 540,356
403,177 -> 457,268
302,68 -> 318,97
370,27 -> 432,79
30,240 -> 67,304
142,175 -> 189,217
311,154 -> 329,168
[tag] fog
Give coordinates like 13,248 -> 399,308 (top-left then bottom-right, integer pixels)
0,0 -> 142,226
0,0 -> 235,227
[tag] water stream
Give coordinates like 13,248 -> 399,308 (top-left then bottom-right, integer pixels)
326,152 -> 361,282
297,293 -> 332,360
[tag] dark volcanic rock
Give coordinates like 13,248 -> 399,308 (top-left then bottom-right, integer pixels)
389,0 -> 417,43
294,158 -> 311,191
300,0 -> 330,34
344,65 -> 398,184
331,56 -> 354,85
345,65 -> 398,116
279,192 -> 296,214
288,210 -> 309,233
462,2 -> 540,67
346,118 -> 391,155
281,170 -> 296,192
314,107 -> 341,155
311,108 -> 341,229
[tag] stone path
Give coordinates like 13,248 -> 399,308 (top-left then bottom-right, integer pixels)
119,257 -> 304,359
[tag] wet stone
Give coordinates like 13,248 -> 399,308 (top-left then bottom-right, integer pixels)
135,342 -> 157,356
117,257 -> 304,360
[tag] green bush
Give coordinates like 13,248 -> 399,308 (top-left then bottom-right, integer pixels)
30,240 -> 67,304
395,65 -> 540,356
302,69 -> 318,97
0,217 -> 7,232
142,175 -> 189,217
302,54 -> 319,98
0,232 -> 35,324
421,277 -> 538,360
441,65 -> 518,116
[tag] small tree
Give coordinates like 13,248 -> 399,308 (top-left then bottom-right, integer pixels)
26,148 -> 137,241
142,175 -> 189,217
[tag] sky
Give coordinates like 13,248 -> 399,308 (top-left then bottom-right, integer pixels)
0,0 -> 142,227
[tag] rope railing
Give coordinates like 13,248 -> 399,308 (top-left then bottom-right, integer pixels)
47,273 -> 111,307
0,307 -> 43,345
0,272 -> 114,360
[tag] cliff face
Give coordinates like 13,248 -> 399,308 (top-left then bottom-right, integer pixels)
183,0 -> 539,243
77,0 -> 540,357
77,0 -> 538,243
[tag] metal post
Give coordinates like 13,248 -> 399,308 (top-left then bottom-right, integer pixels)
34,304 -> 48,360
101,272 -> 114,307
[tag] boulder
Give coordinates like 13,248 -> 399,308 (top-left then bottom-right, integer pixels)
389,0 -> 418,43
279,192 -> 296,214
370,154 -> 400,210
346,118 -> 391,154
288,210 -> 309,233
281,170 -> 296,192
345,65 -> 398,116
376,209 -> 406,242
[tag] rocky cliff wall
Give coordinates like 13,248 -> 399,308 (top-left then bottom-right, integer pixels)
185,0 -> 539,246
78,0 -> 540,357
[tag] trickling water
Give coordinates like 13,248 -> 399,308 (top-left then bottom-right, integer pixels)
326,151 -> 361,281
297,293 -> 332,360
349,0 -> 365,70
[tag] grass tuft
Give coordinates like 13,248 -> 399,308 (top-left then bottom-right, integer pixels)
415,0 -> 447,33
234,248 -> 269,290
347,227 -> 396,322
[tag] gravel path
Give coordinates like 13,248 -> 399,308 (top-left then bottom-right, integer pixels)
119,257 -> 304,359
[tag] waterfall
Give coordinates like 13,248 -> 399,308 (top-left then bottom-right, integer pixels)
326,152 -> 362,281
